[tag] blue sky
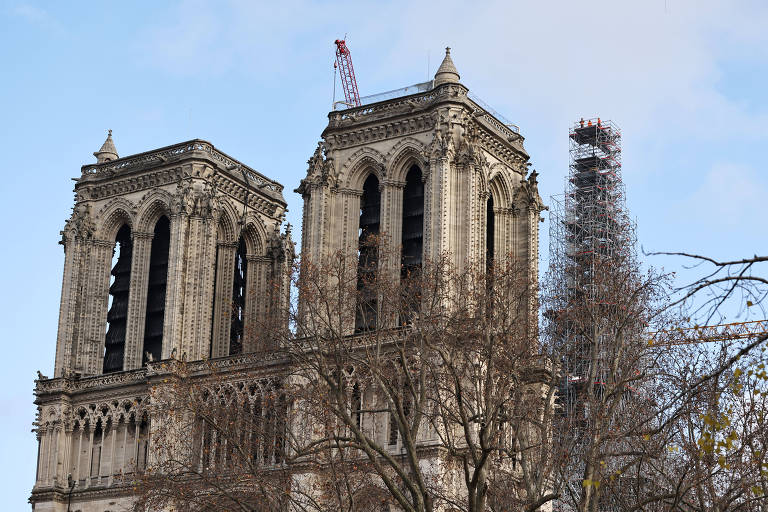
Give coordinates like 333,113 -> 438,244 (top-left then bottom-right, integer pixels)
1,0 -> 767,506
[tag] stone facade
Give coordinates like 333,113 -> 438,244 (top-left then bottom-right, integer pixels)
31,49 -> 544,511
298,50 -> 542,284
32,138 -> 292,511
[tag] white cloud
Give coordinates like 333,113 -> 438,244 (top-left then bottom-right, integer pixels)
682,163 -> 767,232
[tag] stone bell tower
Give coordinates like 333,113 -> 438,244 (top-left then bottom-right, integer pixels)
54,134 -> 292,378
297,47 -> 544,298
32,134 -> 292,511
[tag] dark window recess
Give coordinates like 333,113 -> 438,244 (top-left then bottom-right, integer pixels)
401,166 -> 424,272
104,225 -> 133,373
142,216 -> 170,364
352,383 -> 362,429
486,194 -> 495,271
356,174 -> 380,332
401,166 -> 424,324
230,236 -> 247,355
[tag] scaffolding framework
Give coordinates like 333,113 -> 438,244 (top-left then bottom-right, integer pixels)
547,118 -> 637,392
545,119 -> 640,510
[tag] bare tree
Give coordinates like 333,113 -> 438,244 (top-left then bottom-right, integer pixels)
280,240 -> 555,512
648,252 -> 768,323
132,241 -> 768,512
133,238 -> 555,512
541,243 -> 768,512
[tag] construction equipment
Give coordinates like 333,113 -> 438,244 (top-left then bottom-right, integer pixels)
649,319 -> 768,346
334,39 -> 361,107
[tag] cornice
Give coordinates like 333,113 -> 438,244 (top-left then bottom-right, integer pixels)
36,352 -> 291,400
321,83 -> 528,167
31,482 -> 137,504
77,140 -> 287,211
80,139 -> 282,193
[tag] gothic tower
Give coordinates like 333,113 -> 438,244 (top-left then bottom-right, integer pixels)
297,48 -> 544,315
32,135 -> 292,511
31,49 -> 544,512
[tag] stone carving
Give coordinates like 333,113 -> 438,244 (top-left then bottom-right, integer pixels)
196,180 -> 220,218
268,222 -> 295,263
306,141 -> 337,187
172,179 -> 194,215
62,203 -> 96,241
513,169 -> 546,214
81,140 -> 282,193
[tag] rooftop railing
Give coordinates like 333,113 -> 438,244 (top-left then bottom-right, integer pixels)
332,80 -> 520,136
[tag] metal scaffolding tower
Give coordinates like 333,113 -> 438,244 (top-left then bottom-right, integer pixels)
547,118 -> 636,398
545,118 -> 639,510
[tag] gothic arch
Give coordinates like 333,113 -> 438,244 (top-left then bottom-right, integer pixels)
385,138 -> 427,182
135,190 -> 173,233
487,164 -> 514,209
342,147 -> 386,190
96,198 -> 136,241
216,199 -> 238,244
240,213 -> 267,256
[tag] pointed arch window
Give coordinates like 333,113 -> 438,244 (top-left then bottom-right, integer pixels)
401,165 -> 424,273
104,224 -> 132,373
143,216 -> 170,364
356,174 -> 381,332
230,236 -> 247,355
401,165 -> 424,324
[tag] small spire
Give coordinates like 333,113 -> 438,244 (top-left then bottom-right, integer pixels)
433,47 -> 460,86
94,129 -> 118,163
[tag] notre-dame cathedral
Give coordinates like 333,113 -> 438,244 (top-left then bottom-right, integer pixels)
31,48 -> 543,511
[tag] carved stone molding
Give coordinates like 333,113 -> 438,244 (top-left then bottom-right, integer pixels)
81,139 -> 282,194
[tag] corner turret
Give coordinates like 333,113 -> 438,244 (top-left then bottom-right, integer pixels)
433,47 -> 460,86
94,129 -> 118,163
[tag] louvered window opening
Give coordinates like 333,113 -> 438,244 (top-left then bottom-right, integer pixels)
401,166 -> 424,273
401,166 -> 424,325
103,225 -> 132,373
230,236 -> 247,355
142,216 -> 170,364
356,174 -> 380,332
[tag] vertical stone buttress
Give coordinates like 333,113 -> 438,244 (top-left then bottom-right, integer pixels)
164,172 -> 219,361
211,241 -> 238,358
55,218 -> 90,376
124,231 -> 153,369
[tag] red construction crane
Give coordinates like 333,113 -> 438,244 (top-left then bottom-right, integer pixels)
334,39 -> 361,107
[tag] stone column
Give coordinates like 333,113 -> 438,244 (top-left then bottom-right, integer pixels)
163,211 -> 189,360
124,231 -> 153,370
301,182 -> 332,263
340,189 -> 362,254
177,211 -> 217,361
467,164 -> 485,264
427,154 -> 452,262
59,423 -> 73,489
77,239 -> 113,375
244,255 -> 270,353
36,427 -> 47,486
54,235 -> 85,377
380,180 -> 405,328
210,241 -> 237,358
